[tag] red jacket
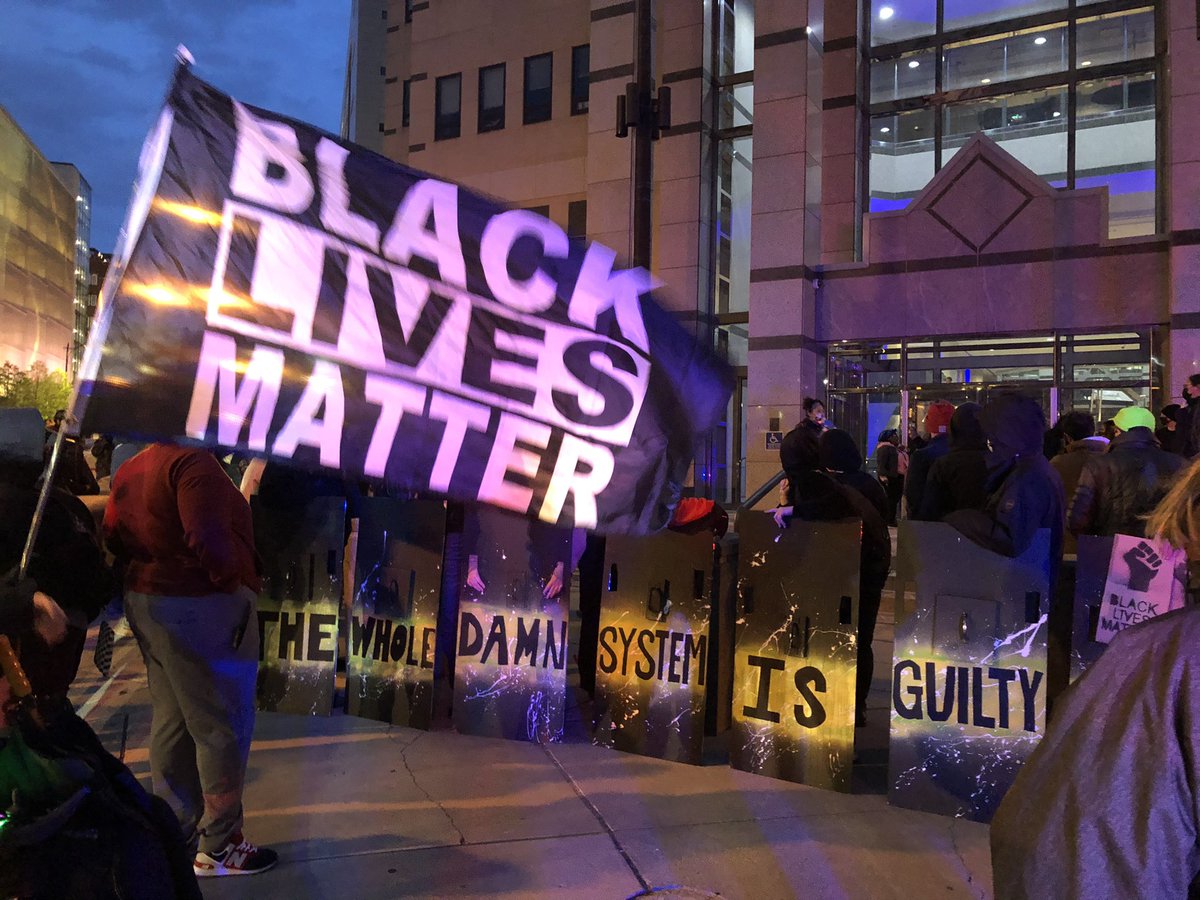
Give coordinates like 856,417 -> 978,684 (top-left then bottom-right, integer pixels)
104,445 -> 261,596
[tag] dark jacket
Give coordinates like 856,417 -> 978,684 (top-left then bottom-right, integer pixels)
1179,395 -> 1200,458
819,428 -> 890,524
789,469 -> 891,592
919,403 -> 989,521
946,393 -> 1065,565
0,480 -> 112,696
992,605 -> 1200,900
875,442 -> 901,480
905,434 -> 950,521
1049,437 -> 1107,504
1067,428 -> 1185,537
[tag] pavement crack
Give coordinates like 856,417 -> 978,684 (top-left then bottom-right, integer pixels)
947,819 -> 986,900
541,744 -> 651,893
391,731 -> 467,846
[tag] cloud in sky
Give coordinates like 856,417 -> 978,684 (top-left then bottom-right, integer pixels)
0,0 -> 350,250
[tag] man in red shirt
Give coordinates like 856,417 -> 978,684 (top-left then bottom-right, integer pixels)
104,444 -> 276,877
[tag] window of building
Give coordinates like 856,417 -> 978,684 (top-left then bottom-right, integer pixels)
478,64 -> 505,133
827,330 -> 1159,467
868,1 -> 1157,237
524,53 -> 553,124
716,0 -> 755,77
405,0 -> 413,23
567,199 -> 587,239
571,45 -> 590,115
402,79 -> 411,128
435,73 -> 461,141
871,0 -> 935,46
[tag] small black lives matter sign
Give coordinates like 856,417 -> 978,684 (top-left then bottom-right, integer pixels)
730,513 -> 859,792
594,530 -> 713,765
252,497 -> 345,716
346,498 -> 446,729
453,507 -> 571,743
889,521 -> 1051,823
74,64 -> 731,538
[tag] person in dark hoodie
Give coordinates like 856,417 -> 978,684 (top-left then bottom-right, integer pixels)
819,428 -> 890,523
0,408 -> 111,708
945,392 -> 1065,571
775,429 -> 891,726
918,402 -> 990,521
904,400 -> 954,520
1067,405 -> 1184,539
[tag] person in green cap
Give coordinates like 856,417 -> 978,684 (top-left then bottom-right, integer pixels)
1067,405 -> 1185,538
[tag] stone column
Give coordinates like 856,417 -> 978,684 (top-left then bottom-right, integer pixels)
744,0 -> 824,502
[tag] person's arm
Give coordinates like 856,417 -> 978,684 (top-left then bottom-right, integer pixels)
239,457 -> 266,501
174,452 -> 250,592
1066,462 -> 1098,536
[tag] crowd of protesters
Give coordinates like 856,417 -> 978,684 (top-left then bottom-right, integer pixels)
780,383 -> 1200,898
4,376 -> 1200,895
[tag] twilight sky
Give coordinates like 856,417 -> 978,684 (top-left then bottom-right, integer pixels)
0,0 -> 350,251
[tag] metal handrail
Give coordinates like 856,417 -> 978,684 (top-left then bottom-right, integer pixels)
737,469 -> 786,514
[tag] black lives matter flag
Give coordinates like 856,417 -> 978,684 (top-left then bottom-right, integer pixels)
77,64 -> 731,533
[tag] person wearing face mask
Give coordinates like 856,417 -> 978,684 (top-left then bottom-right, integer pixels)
1175,375 -> 1200,458
944,392 -> 1065,578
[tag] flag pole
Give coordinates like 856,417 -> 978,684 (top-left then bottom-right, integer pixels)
18,413 -> 72,580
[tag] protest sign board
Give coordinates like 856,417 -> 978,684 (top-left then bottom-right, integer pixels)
252,496 -> 345,716
889,521 -> 1051,823
346,497 -> 446,728
729,513 -> 859,792
594,530 -> 713,765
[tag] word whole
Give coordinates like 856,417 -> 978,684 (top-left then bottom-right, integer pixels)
186,102 -> 656,528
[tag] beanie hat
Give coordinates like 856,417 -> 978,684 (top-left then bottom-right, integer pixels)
924,400 -> 955,437
1113,406 -> 1156,432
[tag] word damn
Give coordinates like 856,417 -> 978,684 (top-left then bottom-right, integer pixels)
457,611 -> 568,670
349,614 -> 435,669
892,660 -> 1043,733
597,626 -> 707,686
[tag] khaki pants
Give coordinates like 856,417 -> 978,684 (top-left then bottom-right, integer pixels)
126,588 -> 258,854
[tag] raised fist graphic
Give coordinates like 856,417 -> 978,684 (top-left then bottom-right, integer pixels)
1123,541 -> 1163,593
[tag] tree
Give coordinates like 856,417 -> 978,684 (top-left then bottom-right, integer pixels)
0,362 -> 72,421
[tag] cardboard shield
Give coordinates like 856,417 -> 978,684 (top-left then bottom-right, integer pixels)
730,513 -> 860,792
346,498 -> 446,728
594,530 -> 713,764
252,496 -> 345,716
452,507 -> 571,743
889,521 -> 1051,823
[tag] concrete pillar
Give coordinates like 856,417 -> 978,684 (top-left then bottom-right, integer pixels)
744,0 -> 824,502
1165,0 -> 1200,397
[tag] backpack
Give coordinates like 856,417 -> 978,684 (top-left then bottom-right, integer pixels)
0,708 -> 202,900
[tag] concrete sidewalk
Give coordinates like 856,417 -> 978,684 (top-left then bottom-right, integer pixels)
70,602 -> 993,900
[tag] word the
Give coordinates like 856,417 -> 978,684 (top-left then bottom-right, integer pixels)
257,609 -> 337,663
